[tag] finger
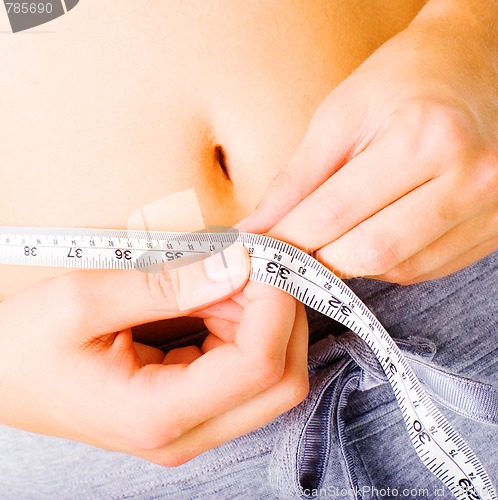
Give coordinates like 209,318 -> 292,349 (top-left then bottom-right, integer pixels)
264,132 -> 433,252
132,342 -> 166,365
128,283 -> 297,445
196,296 -> 246,346
194,297 -> 244,324
315,174 -> 473,278
200,331 -> 230,352
236,92 -> 357,234
406,237 -> 498,283
141,303 -> 309,466
163,346 -> 203,365
41,244 -> 249,336
376,217 -> 498,284
201,321 -> 237,347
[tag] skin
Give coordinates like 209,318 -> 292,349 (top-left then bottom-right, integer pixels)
0,246 -> 309,466
2,0 -> 461,465
0,0 -> 425,298
239,0 -> 498,285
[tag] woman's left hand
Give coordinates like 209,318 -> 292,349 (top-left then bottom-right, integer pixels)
239,0 -> 498,284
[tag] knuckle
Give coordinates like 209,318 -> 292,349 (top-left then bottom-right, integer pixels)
126,419 -> 182,451
144,268 -> 178,309
469,151 -> 498,201
284,375 -> 310,409
400,100 -> 476,160
359,237 -> 400,276
146,442 -> 202,467
132,432 -> 163,451
121,406 -> 183,451
151,452 -> 192,468
249,355 -> 286,390
431,109 -> 472,153
308,90 -> 346,128
380,261 -> 419,285
268,170 -> 295,196
314,200 -> 344,232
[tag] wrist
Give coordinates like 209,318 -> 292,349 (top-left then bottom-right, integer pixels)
396,0 -> 497,130
409,0 -> 497,47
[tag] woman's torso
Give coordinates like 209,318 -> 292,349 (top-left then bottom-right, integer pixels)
0,0 -> 426,299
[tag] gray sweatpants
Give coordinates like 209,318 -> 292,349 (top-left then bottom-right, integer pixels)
1,251 -> 497,499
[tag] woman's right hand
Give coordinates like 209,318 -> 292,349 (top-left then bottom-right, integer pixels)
0,245 -> 309,466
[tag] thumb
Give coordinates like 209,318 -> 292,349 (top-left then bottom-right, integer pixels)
38,244 -> 250,336
166,244 -> 250,312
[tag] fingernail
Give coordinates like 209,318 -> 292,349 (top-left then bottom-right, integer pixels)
204,245 -> 249,282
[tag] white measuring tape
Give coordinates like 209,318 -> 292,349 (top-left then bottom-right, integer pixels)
0,226 -> 495,499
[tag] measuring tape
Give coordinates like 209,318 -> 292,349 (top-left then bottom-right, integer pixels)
0,226 -> 495,499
